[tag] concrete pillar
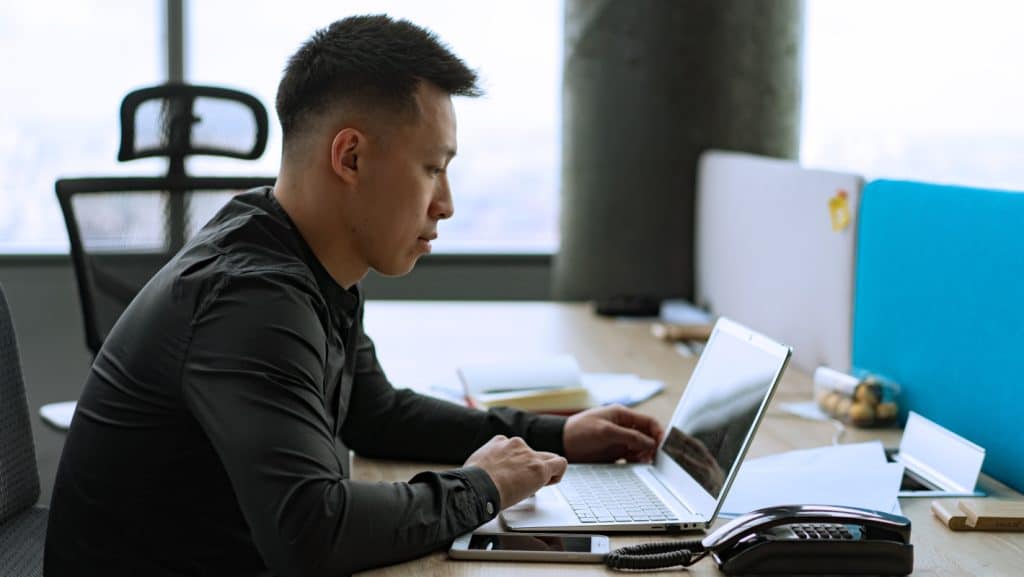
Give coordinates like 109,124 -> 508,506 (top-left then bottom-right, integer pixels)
554,0 -> 803,301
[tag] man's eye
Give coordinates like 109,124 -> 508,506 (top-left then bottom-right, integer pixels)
427,166 -> 444,176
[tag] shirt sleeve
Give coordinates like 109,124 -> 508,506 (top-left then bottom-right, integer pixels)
341,302 -> 567,464
180,272 -> 500,577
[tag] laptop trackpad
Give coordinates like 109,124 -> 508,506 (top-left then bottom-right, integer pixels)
501,486 -> 574,530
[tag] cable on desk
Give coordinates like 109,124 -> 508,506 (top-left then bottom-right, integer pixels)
830,418 -> 847,445
604,539 -> 707,571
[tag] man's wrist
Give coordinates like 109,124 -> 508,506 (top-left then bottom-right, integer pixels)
460,465 -> 501,518
528,414 -> 568,455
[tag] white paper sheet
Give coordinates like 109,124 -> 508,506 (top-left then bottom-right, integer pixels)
741,441 -> 888,471
582,373 -> 664,406
39,400 -> 77,430
659,299 -> 713,325
777,400 -> 832,422
720,442 -> 904,517
430,372 -> 664,409
457,354 -> 581,394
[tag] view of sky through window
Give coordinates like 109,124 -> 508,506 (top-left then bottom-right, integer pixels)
801,0 -> 1024,191
3,1 -> 1023,253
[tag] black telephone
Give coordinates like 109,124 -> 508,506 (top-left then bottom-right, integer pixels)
705,504 -> 913,575
605,504 -> 913,575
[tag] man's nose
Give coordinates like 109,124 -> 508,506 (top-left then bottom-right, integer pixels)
432,178 -> 454,220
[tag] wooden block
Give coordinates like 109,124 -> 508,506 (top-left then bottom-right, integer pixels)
958,499 -> 1024,531
931,500 -> 970,531
651,323 -> 713,342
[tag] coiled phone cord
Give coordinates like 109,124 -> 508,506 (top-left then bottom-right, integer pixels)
604,539 -> 708,570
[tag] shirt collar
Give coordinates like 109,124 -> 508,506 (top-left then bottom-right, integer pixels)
263,187 -> 360,327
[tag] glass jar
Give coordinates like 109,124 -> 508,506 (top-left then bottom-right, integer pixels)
813,367 -> 900,427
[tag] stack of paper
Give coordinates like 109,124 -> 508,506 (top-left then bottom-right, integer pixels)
453,354 -> 664,414
720,441 -> 905,517
581,373 -> 664,407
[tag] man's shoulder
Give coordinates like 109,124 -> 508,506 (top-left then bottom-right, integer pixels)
174,251 -> 322,317
166,189 -> 324,313
185,189 -> 313,274
201,188 -> 304,257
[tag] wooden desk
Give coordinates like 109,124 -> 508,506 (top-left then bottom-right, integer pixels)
356,302 -> 1023,576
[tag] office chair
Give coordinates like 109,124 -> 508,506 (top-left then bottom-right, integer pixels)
45,84 -> 276,430
0,284 -> 47,576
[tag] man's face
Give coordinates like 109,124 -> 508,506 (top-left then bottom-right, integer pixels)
352,82 -> 457,276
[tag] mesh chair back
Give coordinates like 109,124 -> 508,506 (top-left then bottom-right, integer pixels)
0,284 -> 40,523
58,83 -> 275,356
57,177 -> 274,356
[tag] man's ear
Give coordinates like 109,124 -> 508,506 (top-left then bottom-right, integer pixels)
330,128 -> 363,184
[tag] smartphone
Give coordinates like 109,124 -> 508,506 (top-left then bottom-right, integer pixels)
449,531 -> 609,563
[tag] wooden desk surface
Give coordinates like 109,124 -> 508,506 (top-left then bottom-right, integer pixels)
355,301 -> 1023,576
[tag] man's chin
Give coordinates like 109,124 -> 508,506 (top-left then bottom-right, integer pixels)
371,256 -> 420,278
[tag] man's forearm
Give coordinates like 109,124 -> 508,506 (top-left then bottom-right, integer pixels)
274,467 -> 498,576
343,386 -> 567,462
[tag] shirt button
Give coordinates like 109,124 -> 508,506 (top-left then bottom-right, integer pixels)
485,501 -> 495,516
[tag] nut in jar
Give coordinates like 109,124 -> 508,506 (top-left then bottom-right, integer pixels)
813,367 -> 900,428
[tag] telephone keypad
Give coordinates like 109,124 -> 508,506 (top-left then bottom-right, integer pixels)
788,523 -> 856,540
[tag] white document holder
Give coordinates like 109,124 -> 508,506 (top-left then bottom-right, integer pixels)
891,411 -> 986,498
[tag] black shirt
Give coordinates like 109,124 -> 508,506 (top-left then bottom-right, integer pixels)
45,188 -> 566,576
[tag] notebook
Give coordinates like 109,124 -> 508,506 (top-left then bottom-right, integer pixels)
457,354 -> 665,414
501,318 -> 792,532
694,150 -> 863,373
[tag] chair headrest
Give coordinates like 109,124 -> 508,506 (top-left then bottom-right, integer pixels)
118,83 -> 269,163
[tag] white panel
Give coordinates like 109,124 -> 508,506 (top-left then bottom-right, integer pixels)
694,150 -> 863,373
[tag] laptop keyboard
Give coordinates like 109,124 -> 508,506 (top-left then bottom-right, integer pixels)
558,466 -> 680,523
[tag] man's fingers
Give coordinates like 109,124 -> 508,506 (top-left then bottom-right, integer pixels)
538,454 -> 567,485
545,453 -> 568,477
488,434 -> 509,444
625,444 -> 657,463
651,422 -> 665,443
636,415 -> 664,442
610,406 -> 664,442
609,423 -> 657,452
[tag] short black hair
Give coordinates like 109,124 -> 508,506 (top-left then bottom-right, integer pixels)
276,14 -> 481,143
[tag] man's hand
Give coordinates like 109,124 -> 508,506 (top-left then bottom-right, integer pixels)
465,435 -> 568,510
563,405 -> 664,463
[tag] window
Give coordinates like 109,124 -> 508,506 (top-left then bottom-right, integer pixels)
802,0 -> 1024,191
0,1 -> 163,253
189,0 -> 562,253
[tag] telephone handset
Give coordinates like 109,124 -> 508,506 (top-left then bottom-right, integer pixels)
604,504 -> 913,575
704,504 -> 913,575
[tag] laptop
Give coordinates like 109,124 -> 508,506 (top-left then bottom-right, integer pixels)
695,150 -> 863,373
501,317 -> 791,532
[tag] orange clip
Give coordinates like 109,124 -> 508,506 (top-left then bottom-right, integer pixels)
828,189 -> 851,232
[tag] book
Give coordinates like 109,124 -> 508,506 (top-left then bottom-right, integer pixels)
457,354 -> 581,395
457,355 -> 664,415
458,354 -> 588,413
468,386 -> 592,414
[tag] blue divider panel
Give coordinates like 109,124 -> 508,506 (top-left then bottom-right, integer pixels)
853,179 -> 1024,492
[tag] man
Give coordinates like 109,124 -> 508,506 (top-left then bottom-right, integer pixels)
45,15 -> 662,576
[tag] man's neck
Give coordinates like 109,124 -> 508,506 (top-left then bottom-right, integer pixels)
272,171 -> 368,290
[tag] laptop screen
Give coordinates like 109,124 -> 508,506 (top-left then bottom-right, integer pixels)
657,318 -> 791,511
